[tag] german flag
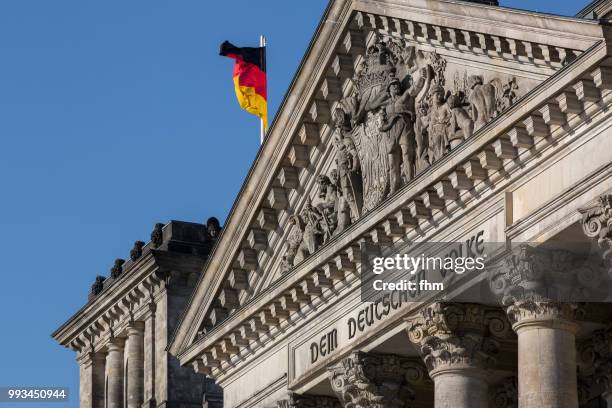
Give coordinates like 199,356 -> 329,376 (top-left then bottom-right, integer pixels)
219,41 -> 268,130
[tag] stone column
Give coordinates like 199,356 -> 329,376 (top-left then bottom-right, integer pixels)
489,245 -> 585,408
327,351 -> 420,407
106,338 -> 125,408
406,303 -> 502,408
142,303 -> 156,408
513,310 -> 578,408
126,322 -> 145,408
78,352 -> 106,408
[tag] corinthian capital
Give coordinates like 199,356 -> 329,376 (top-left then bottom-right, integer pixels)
406,303 -> 503,375
327,352 -> 414,408
580,193 -> 612,264
488,245 -> 596,327
276,393 -> 340,408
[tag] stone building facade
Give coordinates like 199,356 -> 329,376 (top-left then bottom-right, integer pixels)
52,220 -> 223,408
56,0 -> 612,407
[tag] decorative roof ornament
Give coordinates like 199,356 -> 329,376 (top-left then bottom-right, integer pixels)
150,223 -> 164,248
90,275 -> 106,296
110,258 -> 125,279
130,240 -> 145,261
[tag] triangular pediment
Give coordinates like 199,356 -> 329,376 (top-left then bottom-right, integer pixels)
169,0 -> 606,365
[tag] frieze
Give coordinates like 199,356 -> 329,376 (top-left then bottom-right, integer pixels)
281,36 -> 520,273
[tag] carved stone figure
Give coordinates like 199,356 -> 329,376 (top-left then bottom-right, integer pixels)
206,217 -> 222,240
150,223 -> 164,247
468,75 -> 499,130
328,169 -> 350,233
497,77 -> 519,114
316,174 -> 338,239
347,39 -> 433,211
420,85 -> 473,163
374,68 -> 430,187
301,199 -> 325,249
110,258 -> 125,279
280,201 -> 326,273
91,275 -> 106,295
331,108 -> 363,225
468,75 -> 519,130
280,215 -> 306,274
130,240 -> 145,261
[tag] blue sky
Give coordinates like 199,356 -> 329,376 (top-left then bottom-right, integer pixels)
0,0 -> 586,406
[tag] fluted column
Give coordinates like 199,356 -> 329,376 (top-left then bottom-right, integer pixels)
126,323 -> 144,408
513,308 -> 577,408
406,303 -> 506,408
106,338 -> 125,408
489,245 -> 585,408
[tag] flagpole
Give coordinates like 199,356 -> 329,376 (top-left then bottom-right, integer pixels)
260,35 -> 267,145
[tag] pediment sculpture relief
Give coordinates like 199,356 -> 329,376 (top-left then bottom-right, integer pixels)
281,36 -> 520,274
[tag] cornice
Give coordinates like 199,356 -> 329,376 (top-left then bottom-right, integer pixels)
51,251 -> 158,345
52,249 -> 208,352
356,0 -> 603,51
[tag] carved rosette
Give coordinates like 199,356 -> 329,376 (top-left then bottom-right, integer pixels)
406,303 -> 503,376
580,193 -> 612,271
488,245 -> 594,329
276,393 -> 341,408
327,352 -> 414,408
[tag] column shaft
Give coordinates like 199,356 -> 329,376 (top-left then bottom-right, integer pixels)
433,370 -> 488,408
79,355 -> 94,408
106,339 -> 125,408
79,353 -> 106,408
516,324 -> 578,408
126,324 -> 145,408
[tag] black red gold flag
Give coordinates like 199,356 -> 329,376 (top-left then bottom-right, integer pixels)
219,40 -> 268,130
